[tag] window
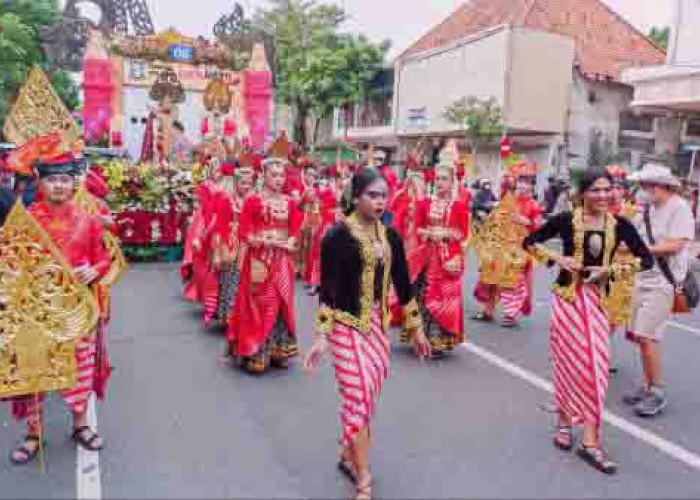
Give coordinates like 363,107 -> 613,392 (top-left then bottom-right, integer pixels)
620,112 -> 655,133
686,119 -> 700,137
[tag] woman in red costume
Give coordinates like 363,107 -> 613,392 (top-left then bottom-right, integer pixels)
298,162 -> 321,284
405,164 -> 470,356
181,167 -> 221,303
6,152 -> 111,464
474,167 -> 543,327
305,166 -> 350,294
207,164 -> 255,328
227,157 -> 303,374
389,170 -> 425,325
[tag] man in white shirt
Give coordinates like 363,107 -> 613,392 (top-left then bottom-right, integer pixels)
626,164 -> 696,417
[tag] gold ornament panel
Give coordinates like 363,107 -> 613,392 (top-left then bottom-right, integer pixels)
0,203 -> 99,398
2,67 -> 80,148
471,193 -> 529,288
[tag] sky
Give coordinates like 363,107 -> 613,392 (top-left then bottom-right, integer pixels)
74,0 -> 674,59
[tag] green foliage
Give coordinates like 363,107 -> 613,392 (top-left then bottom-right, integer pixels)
647,26 -> 670,50
0,0 -> 79,136
443,96 -> 502,156
50,70 -> 81,112
252,0 -> 387,145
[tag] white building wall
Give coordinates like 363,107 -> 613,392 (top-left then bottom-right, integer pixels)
395,29 -> 508,136
567,74 -> 634,166
668,0 -> 700,65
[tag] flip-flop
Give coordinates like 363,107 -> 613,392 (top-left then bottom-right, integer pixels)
72,426 -> 104,452
10,435 -> 44,465
337,458 -> 358,484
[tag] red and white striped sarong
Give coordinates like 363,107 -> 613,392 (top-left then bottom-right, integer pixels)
550,285 -> 610,430
501,277 -> 528,321
330,307 -> 390,448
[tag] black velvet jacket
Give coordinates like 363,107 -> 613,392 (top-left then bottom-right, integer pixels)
314,215 -> 421,335
523,211 -> 654,287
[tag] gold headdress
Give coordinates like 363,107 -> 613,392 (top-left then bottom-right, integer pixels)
3,67 -> 80,149
0,202 -> 100,398
263,132 -> 291,169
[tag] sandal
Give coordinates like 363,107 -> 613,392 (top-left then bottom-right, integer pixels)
553,426 -> 573,451
10,435 -> 44,465
576,444 -> 618,475
355,473 -> 372,500
72,426 -> 104,452
471,312 -> 494,323
501,318 -> 518,328
337,456 -> 358,484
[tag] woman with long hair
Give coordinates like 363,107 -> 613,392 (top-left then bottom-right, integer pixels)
523,167 -> 653,474
405,164 -> 470,356
226,158 -> 303,374
305,168 -> 431,499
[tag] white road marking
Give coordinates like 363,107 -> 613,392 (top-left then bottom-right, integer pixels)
76,393 -> 102,500
668,320 -> 700,338
461,342 -> 700,472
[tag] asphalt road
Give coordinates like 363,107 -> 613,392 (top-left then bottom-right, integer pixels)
2,260 -> 700,499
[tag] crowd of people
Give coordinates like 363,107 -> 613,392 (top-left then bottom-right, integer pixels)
174,131 -> 697,498
1,125 -> 698,499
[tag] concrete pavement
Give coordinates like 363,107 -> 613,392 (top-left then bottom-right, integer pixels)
2,261 -> 700,499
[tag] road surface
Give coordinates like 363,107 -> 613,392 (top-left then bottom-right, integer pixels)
2,260 -> 700,499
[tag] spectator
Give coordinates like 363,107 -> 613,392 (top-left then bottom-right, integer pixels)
625,164 -> 696,418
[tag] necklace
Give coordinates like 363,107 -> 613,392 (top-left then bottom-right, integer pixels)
554,207 -> 616,302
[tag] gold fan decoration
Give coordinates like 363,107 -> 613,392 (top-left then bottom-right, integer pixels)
0,202 -> 99,398
74,187 -> 128,286
2,67 -> 80,148
470,193 -> 529,288
203,77 -> 233,114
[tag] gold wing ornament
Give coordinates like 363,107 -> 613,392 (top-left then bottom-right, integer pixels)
0,202 -> 100,398
470,193 -> 529,288
2,67 -> 80,148
603,201 -> 640,326
74,187 -> 128,285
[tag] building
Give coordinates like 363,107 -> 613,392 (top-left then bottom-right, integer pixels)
623,0 -> 700,230
324,0 -> 666,181
623,0 -> 700,176
393,0 -> 665,180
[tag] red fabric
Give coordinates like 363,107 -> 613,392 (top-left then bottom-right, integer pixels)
82,57 -> 114,144
500,136 -> 512,159
227,194 -> 303,356
29,201 -> 110,278
86,170 -> 110,199
515,194 -> 544,232
283,164 -> 304,198
408,198 -> 470,337
304,187 -> 339,286
378,164 -> 400,202
116,211 -> 181,245
243,71 -> 273,150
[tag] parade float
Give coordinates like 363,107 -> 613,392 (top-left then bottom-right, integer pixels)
77,25 -> 273,261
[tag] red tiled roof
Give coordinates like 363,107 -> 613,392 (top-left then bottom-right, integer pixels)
398,0 -> 666,81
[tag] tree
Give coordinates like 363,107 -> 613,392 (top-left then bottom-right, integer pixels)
252,0 -> 387,147
0,0 -> 80,136
647,26 -> 670,50
443,96 -> 503,163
